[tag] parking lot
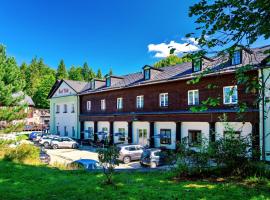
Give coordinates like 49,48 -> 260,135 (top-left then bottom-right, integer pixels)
46,146 -> 142,169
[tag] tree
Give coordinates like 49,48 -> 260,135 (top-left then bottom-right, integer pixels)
82,62 -> 90,81
153,55 -> 191,68
20,62 -> 28,90
56,59 -> 68,80
68,66 -> 84,81
188,0 -> 270,49
33,74 -> 56,109
96,68 -> 103,79
187,0 -> 270,161
89,67 -> 96,81
0,45 -> 27,133
97,145 -> 120,184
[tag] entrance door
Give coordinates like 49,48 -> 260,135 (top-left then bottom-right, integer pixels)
137,129 -> 148,146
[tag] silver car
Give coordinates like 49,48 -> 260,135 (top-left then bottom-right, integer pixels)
50,137 -> 79,149
39,135 -> 59,148
117,144 -> 144,164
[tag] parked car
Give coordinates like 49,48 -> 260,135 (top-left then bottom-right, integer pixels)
29,132 -> 43,141
39,135 -> 59,148
117,144 -> 144,164
69,159 -> 102,170
40,150 -> 50,164
50,137 -> 79,149
140,148 -> 166,168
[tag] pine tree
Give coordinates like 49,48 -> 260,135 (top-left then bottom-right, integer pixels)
0,45 -> 27,133
109,68 -> 113,76
82,62 -> 90,81
96,68 -> 103,79
68,66 -> 84,81
56,59 -> 68,80
89,68 -> 96,81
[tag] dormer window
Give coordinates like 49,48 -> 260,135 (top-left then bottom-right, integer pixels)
91,80 -> 95,89
192,58 -> 202,72
144,69 -> 150,80
231,50 -> 242,65
106,77 -> 111,87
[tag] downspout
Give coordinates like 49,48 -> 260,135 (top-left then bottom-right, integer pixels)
77,95 -> 80,140
261,68 -> 266,161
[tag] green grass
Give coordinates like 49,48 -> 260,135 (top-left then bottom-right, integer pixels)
0,161 -> 270,200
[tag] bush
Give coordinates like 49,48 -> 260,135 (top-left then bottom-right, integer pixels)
3,143 -> 40,164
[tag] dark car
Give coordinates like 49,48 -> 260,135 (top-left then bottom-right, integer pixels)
40,150 -> 50,164
29,132 -> 43,141
140,148 -> 166,168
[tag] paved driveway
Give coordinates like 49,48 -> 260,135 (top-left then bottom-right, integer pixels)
46,146 -> 142,169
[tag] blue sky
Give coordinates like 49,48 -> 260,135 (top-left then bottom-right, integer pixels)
0,0 -> 269,75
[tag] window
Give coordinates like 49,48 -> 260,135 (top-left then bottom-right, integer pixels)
192,58 -> 202,72
224,131 -> 240,139
56,126 -> 60,135
87,127 -> 93,138
102,127 -> 108,133
144,69 -> 150,80
71,104 -> 75,113
56,105 -> 60,113
231,50 -> 241,65
188,130 -> 202,147
87,101 -> 91,111
101,99 -> 106,110
64,126 -> 68,136
63,104 -> 67,113
159,93 -> 168,107
223,86 -> 238,104
106,77 -> 111,87
118,128 -> 126,141
91,80 -> 95,89
160,129 -> 171,144
188,90 -> 199,105
72,126 -> 75,137
117,97 -> 123,110
136,95 -> 144,109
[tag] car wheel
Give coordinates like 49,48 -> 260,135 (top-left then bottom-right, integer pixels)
43,142 -> 49,148
140,162 -> 145,167
150,162 -> 157,168
123,156 -> 131,164
52,144 -> 58,149
72,144 -> 77,149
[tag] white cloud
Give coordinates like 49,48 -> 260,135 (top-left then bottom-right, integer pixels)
148,38 -> 199,58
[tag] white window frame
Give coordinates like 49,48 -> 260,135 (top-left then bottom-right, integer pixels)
101,99 -> 106,110
86,101 -> 91,111
188,90 -> 199,105
223,85 -> 238,104
117,97 -> 123,110
159,93 -> 168,107
136,95 -> 144,109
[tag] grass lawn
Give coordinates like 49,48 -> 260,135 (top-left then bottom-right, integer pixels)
0,161 -> 270,200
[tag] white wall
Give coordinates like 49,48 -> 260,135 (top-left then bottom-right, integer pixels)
181,122 -> 210,144
97,121 -> 110,132
84,121 -> 94,139
132,121 -> 150,146
215,122 -> 252,140
52,82 -> 76,98
113,121 -> 128,144
154,122 -> 176,149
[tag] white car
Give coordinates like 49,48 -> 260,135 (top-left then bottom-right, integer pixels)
39,135 -> 59,148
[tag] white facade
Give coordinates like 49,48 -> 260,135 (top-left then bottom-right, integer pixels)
50,82 -> 80,139
113,121 -> 128,144
181,122 -> 210,145
132,121 -> 150,146
154,122 -> 176,149
215,122 -> 252,140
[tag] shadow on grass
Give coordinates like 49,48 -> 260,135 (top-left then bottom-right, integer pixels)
0,160 -> 269,200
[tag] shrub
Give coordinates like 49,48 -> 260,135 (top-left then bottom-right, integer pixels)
97,145 -> 120,184
4,143 -> 40,165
